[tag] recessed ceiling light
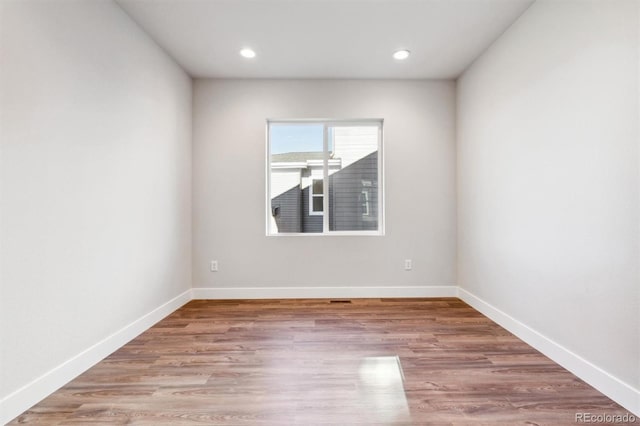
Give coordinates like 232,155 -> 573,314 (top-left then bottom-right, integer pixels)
239,48 -> 256,59
393,49 -> 410,60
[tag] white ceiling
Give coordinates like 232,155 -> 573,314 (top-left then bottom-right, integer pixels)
116,0 -> 534,79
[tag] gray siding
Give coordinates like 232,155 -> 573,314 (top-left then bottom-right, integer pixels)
271,151 -> 379,233
301,186 -> 323,233
271,185 -> 301,233
271,184 -> 322,233
329,151 -> 378,231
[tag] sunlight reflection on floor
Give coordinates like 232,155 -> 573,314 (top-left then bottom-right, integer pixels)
357,356 -> 411,423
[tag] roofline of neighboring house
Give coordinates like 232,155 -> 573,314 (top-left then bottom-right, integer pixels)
271,159 -> 342,170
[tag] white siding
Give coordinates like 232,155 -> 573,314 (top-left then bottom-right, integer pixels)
333,126 -> 378,168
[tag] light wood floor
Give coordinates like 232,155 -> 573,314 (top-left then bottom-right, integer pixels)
10,298 -> 630,425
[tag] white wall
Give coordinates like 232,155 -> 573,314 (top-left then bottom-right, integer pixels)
457,0 -> 639,410
0,0 -> 192,418
193,79 -> 456,293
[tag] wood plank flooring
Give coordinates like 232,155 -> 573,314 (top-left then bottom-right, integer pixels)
9,298 -> 632,425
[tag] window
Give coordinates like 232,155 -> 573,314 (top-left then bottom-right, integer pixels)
267,119 -> 383,235
361,189 -> 370,217
310,178 -> 324,215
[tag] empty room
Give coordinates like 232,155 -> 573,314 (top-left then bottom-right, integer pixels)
1,0 -> 639,424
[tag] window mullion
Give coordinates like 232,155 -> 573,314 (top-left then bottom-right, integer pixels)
378,123 -> 383,234
322,124 -> 329,233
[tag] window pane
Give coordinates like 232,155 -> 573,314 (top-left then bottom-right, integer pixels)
328,126 -> 379,231
313,197 -> 324,212
312,179 -> 323,194
269,124 -> 323,233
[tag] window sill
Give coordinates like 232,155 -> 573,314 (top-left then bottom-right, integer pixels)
266,231 -> 384,237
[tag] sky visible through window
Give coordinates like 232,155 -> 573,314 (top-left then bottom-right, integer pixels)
270,124 -> 329,154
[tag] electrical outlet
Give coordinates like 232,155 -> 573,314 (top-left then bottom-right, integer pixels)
404,259 -> 412,271
210,260 -> 218,272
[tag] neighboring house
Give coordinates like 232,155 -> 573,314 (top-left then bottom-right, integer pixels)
270,127 -> 379,233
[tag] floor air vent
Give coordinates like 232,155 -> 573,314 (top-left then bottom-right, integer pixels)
330,300 -> 352,304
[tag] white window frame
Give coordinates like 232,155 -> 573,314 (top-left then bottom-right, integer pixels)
266,118 -> 384,236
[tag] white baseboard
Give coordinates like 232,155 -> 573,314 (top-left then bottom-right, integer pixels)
191,285 -> 459,300
458,288 -> 640,416
0,289 -> 192,425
